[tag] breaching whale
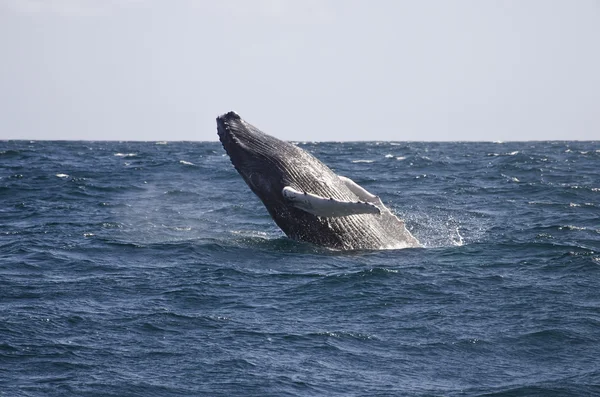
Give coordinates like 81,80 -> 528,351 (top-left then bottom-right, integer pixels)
217,111 -> 420,250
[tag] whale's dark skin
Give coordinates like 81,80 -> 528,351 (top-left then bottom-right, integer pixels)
217,111 -> 420,250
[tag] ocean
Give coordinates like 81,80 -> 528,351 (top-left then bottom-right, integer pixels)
1,140 -> 599,396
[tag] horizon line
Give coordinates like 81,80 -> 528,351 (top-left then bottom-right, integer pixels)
2,138 -> 599,144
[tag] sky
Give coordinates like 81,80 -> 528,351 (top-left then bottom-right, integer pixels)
1,0 -> 599,141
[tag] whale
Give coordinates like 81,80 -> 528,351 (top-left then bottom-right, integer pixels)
217,111 -> 421,250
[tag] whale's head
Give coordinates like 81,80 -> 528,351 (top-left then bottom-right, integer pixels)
217,111 -> 296,204
216,110 -> 345,243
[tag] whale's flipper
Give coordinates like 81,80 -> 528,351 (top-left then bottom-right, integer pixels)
338,176 -> 382,205
282,186 -> 381,217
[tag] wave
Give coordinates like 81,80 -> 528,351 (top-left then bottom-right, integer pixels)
113,153 -> 138,157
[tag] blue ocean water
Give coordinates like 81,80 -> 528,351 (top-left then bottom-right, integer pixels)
1,140 -> 599,396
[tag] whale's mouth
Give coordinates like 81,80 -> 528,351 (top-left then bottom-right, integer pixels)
216,111 -> 242,133
216,111 -> 243,154
217,111 -> 255,172
217,111 -> 275,179
216,111 -> 282,164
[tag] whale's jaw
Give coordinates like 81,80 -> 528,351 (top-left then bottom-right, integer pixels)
216,111 -> 258,172
217,111 -> 287,180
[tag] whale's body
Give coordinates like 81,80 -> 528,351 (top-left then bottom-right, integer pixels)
217,111 -> 420,250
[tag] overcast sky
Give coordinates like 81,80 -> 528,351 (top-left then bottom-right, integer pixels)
1,0 -> 598,141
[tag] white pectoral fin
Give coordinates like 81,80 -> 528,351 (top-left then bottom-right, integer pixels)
338,176 -> 382,205
282,186 -> 381,217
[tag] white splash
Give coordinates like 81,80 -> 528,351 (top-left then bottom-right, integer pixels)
501,174 -> 519,182
452,226 -> 464,246
114,153 -> 137,157
352,160 -> 375,163
55,173 -> 69,178
172,226 -> 192,231
558,225 -> 587,231
179,160 -> 195,166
